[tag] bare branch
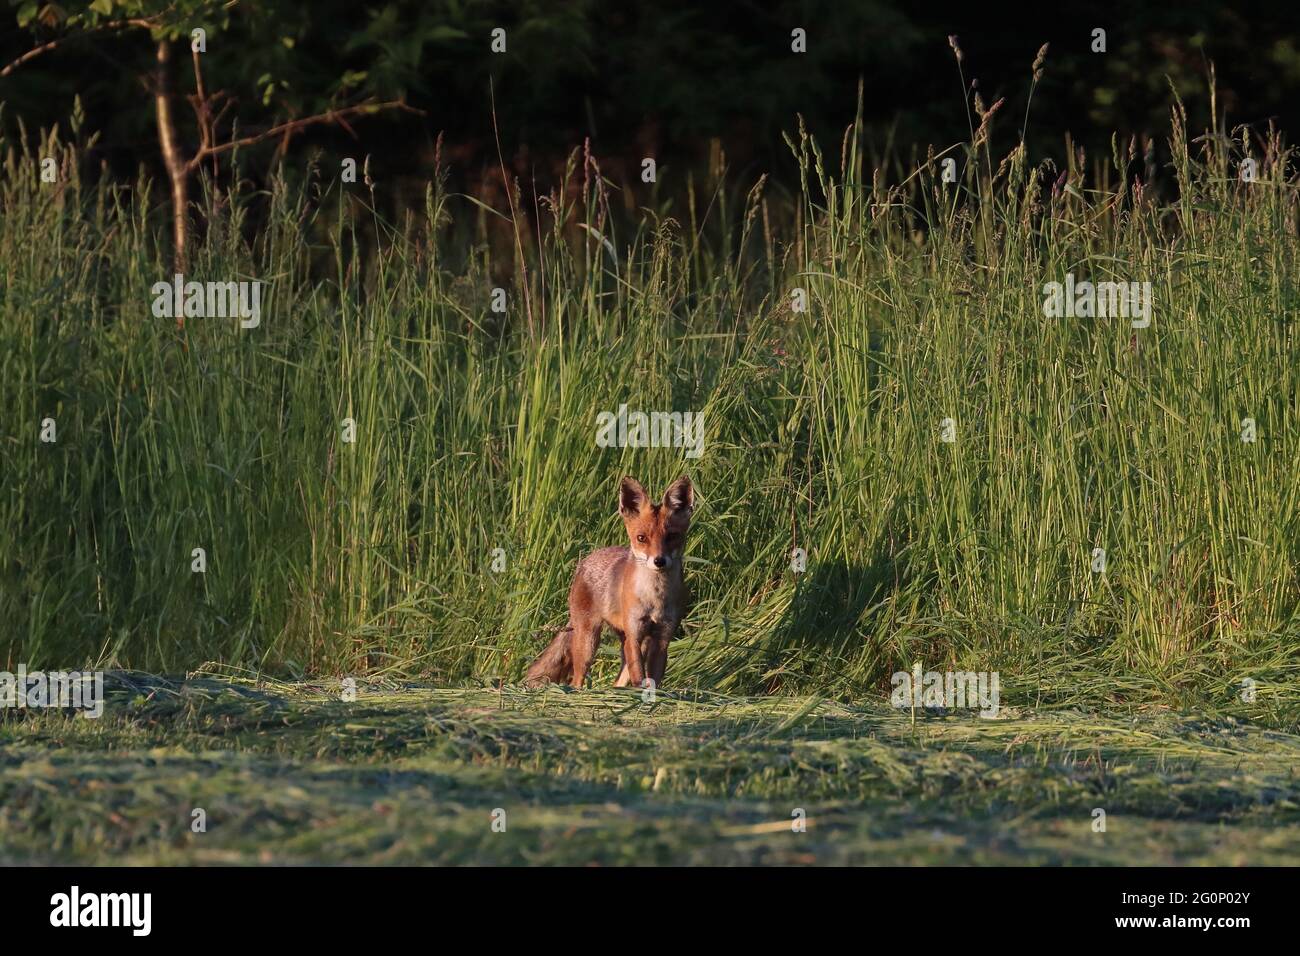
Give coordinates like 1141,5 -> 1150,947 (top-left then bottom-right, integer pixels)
0,19 -> 156,78
189,45 -> 217,176
184,100 -> 424,173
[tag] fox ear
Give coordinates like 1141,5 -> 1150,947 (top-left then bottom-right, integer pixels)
619,476 -> 648,517
663,476 -> 694,515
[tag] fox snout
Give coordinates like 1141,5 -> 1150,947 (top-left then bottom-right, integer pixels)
639,552 -> 671,571
633,537 -> 677,571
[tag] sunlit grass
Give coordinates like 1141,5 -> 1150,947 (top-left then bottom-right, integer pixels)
2,89 -> 1298,728
2,673 -> 1297,864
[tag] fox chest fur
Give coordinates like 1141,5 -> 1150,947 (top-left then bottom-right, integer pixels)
575,545 -> 684,636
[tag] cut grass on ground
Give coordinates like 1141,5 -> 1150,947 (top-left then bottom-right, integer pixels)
3,671 -> 1298,865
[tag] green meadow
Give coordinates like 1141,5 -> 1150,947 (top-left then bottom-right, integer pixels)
3,673 -> 1298,865
2,85 -> 1300,863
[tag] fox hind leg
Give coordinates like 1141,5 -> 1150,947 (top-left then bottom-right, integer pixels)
524,627 -> 574,687
568,614 -> 603,688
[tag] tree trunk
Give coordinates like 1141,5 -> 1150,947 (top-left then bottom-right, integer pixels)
153,39 -> 189,279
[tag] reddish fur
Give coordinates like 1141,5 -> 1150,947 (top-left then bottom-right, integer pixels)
524,476 -> 694,689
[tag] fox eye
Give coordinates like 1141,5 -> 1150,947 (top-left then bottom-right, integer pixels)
636,534 -> 647,543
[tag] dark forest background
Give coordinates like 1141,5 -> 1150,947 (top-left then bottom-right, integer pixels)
3,0 -> 1298,212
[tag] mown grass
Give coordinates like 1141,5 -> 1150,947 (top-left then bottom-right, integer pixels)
2,79 -> 1299,724
2,673 -> 1298,864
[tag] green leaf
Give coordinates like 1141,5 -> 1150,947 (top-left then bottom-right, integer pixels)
89,0 -> 114,14
16,1 -> 39,27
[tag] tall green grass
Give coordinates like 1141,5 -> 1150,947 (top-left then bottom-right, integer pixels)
2,90 -> 1298,717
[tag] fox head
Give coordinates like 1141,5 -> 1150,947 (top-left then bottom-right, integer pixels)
619,476 -> 694,572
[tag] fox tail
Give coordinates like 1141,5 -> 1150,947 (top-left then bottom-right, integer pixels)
523,626 -> 574,687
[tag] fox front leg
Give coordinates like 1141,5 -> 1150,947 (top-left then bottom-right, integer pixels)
618,626 -> 647,688
645,632 -> 670,687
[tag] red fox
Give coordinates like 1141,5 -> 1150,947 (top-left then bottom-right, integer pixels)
524,476 -> 694,689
